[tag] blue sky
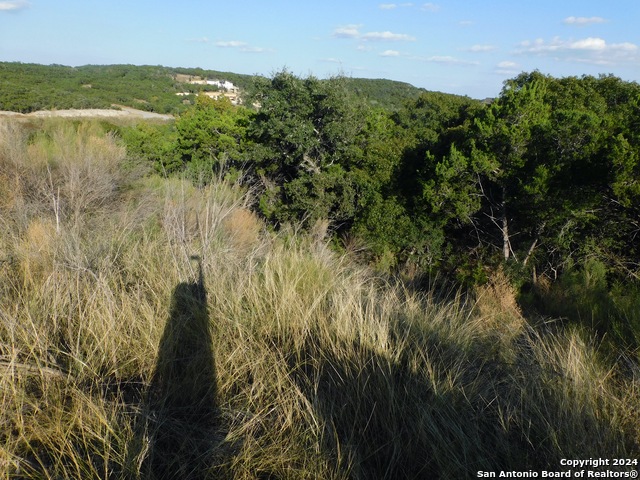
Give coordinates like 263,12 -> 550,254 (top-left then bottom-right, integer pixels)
1,0 -> 638,98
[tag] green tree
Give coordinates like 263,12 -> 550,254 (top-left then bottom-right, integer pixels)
380,91 -> 485,272
174,95 -> 250,182
469,73 -> 640,290
472,73 -> 552,262
119,122 -> 180,174
246,70 -> 369,227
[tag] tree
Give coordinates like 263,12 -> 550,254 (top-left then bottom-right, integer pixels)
119,122 -> 180,174
174,95 -> 249,182
468,72 -> 640,287
246,70 -> 369,227
382,91 -> 486,272
472,72 -> 552,262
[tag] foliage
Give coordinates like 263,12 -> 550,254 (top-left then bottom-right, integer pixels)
174,95 -> 250,184
0,62 -> 255,114
245,70 -> 483,271
462,72 -> 640,349
0,63 -> 179,113
118,121 -> 180,173
246,71 -> 369,228
0,62 -> 430,116
341,77 -> 426,111
467,73 -> 640,277
384,90 -> 486,271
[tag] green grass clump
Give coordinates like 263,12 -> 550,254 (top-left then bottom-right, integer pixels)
0,119 -> 638,479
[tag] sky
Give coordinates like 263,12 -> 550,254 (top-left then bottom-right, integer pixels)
1,0 -> 638,99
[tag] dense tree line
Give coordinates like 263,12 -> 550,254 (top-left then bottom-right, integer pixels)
341,77 -> 427,111
0,62 -> 425,115
0,63 -> 181,113
0,63 -> 261,114
122,69 -> 640,356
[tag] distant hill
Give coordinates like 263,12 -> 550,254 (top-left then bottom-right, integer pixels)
0,63 -> 232,114
0,62 -> 431,114
342,77 -> 427,111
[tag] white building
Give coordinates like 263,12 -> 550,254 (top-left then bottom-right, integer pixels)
206,80 -> 237,91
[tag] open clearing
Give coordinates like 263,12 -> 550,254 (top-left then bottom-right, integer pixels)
0,105 -> 173,121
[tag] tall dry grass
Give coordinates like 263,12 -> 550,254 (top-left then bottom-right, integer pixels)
0,119 -> 638,479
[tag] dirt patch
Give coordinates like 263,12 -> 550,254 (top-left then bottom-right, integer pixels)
0,105 -> 173,122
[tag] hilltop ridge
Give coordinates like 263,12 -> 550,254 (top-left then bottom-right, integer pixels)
0,62 -> 439,115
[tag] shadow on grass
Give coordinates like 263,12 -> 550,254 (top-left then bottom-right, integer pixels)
283,316 -> 634,479
285,333 -> 500,479
129,258 -> 219,479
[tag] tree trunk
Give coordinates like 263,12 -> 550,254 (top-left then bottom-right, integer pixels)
501,188 -> 510,260
523,237 -> 539,266
524,222 -> 544,270
502,208 -> 510,260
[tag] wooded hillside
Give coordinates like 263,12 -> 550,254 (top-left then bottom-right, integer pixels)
0,62 -> 427,114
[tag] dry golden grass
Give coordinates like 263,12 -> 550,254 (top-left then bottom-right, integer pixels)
473,267 -> 527,357
222,208 -> 262,251
0,118 -> 638,479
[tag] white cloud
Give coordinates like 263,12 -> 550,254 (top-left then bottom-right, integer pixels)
0,0 -> 29,11
188,37 -> 210,44
570,37 -> 607,51
333,25 -> 415,42
379,2 -> 414,9
468,44 -> 497,52
420,55 -> 479,66
362,31 -> 416,41
422,3 -> 440,12
495,61 -> 520,76
241,46 -> 271,53
215,40 -> 271,53
516,36 -> 638,65
216,40 -> 248,48
459,20 -> 474,26
332,24 -> 362,39
380,49 -> 402,57
563,16 -> 607,26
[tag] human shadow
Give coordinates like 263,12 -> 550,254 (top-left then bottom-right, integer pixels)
135,257 -> 218,479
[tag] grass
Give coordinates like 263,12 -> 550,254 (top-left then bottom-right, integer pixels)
0,118 -> 638,479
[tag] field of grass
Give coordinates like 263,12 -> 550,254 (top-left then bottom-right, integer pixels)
0,119 -> 638,479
